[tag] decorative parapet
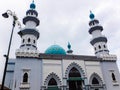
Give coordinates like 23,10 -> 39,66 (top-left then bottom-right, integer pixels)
15,49 -> 39,58
97,54 -> 117,61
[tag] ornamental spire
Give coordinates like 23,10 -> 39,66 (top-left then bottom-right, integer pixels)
89,11 -> 95,20
30,0 -> 36,9
68,42 -> 71,50
67,42 -> 73,54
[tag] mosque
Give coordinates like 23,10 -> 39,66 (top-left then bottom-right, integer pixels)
4,1 -> 120,90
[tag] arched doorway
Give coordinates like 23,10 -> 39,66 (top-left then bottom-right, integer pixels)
67,67 -> 83,90
47,78 -> 59,90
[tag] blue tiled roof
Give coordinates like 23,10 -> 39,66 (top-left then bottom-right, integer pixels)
45,45 -> 66,55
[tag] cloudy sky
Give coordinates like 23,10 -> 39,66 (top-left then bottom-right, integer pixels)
0,0 -> 120,82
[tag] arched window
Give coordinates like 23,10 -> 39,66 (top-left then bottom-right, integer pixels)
23,73 -> 28,83
48,78 -> 57,85
92,77 -> 99,84
103,45 -> 106,48
94,47 -> 96,50
90,73 -> 103,90
95,89 -> 99,90
33,40 -> 35,44
47,78 -> 59,90
98,45 -> 101,49
112,73 -> 116,81
28,38 -> 31,43
23,39 -> 25,43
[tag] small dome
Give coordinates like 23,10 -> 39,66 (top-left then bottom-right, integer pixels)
45,45 -> 66,55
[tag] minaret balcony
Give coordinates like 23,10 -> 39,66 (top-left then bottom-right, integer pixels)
20,44 -> 37,50
23,16 -> 39,26
97,54 -> 117,61
15,49 -> 39,58
89,19 -> 99,26
90,36 -> 107,45
18,28 -> 39,39
26,9 -> 38,17
89,26 -> 103,34
95,50 -> 109,55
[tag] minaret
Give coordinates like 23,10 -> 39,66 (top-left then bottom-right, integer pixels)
89,11 -> 109,56
16,1 -> 40,58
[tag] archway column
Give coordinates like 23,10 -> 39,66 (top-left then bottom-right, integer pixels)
61,77 -> 67,90
41,86 -> 46,90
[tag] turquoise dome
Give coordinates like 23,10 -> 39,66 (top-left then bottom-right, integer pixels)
45,45 -> 66,55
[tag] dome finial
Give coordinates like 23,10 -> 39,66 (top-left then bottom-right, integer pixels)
30,0 -> 36,9
89,10 -> 95,20
67,42 -> 73,54
67,42 -> 71,50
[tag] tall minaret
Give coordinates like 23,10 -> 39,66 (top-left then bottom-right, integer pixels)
16,1 -> 40,58
89,11 -> 109,56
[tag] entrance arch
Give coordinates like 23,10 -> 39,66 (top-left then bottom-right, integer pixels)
65,62 -> 85,90
68,67 -> 83,90
44,72 -> 62,90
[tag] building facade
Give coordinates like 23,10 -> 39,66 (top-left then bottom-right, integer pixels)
4,1 -> 120,90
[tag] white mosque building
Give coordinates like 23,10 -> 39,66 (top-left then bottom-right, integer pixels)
4,1 -> 120,90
